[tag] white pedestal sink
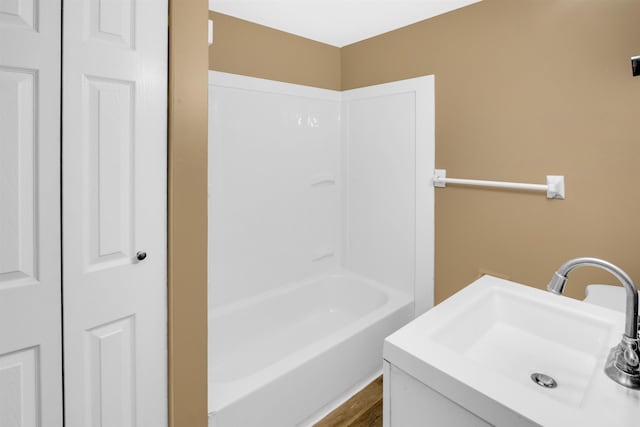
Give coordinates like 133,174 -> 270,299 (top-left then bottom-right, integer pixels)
383,275 -> 640,426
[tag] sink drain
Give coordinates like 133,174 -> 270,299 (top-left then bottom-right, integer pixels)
531,372 -> 557,388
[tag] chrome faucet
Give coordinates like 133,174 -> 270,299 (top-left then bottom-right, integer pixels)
548,257 -> 640,389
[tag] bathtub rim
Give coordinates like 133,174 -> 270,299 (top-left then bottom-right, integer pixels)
208,268 -> 396,321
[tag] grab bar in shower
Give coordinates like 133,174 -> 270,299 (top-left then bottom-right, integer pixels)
433,169 -> 565,199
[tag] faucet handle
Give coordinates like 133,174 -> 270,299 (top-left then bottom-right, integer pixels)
623,339 -> 640,368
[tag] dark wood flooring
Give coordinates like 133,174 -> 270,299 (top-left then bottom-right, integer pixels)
314,376 -> 383,427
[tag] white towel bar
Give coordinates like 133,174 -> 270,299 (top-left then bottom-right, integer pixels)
433,169 -> 565,200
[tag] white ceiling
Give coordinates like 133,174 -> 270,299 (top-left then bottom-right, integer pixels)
209,0 -> 482,47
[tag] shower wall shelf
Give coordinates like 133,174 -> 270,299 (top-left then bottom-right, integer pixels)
310,173 -> 337,187
433,169 -> 565,200
311,249 -> 335,262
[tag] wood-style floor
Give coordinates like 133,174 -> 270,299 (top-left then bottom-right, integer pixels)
314,376 -> 383,427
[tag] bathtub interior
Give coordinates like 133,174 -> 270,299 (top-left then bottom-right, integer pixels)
207,71 -> 434,421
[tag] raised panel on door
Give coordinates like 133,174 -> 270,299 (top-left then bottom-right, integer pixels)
0,347 -> 39,427
0,1 -> 62,426
63,0 -> 168,426
86,316 -> 136,427
88,0 -> 134,48
85,76 -> 135,271
0,68 -> 36,288
0,0 -> 36,30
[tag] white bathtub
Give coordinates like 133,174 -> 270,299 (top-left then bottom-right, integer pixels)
207,271 -> 414,427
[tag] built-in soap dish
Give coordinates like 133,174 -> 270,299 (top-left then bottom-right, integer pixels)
312,249 -> 334,262
310,173 -> 336,187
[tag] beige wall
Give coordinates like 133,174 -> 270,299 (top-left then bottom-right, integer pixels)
209,12 -> 341,90
208,0 -> 640,302
168,1 -> 208,426
342,0 -> 640,302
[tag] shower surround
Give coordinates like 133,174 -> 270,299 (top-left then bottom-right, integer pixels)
208,71 -> 434,426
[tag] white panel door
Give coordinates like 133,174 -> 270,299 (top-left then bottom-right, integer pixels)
0,1 -> 63,426
62,1 -> 168,426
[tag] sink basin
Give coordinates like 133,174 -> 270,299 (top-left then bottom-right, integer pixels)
384,275 -> 640,427
430,284 -> 613,407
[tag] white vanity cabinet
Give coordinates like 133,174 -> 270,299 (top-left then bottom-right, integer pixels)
383,361 -> 492,427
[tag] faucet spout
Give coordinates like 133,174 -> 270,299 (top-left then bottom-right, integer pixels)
547,257 -> 640,389
547,257 -> 638,339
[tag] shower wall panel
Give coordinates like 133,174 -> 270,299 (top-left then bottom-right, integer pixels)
343,93 -> 416,296
342,77 -> 435,316
208,74 -> 342,308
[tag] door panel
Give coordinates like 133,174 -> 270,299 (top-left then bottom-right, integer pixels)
0,68 -> 36,287
85,76 -> 135,270
0,347 -> 39,427
62,0 -> 168,426
0,1 -> 62,426
0,0 -> 36,29
86,316 -> 136,427
88,0 -> 134,48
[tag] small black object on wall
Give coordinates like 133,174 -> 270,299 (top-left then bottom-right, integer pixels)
632,56 -> 640,77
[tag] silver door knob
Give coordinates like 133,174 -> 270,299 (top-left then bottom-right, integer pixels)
136,251 -> 147,261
